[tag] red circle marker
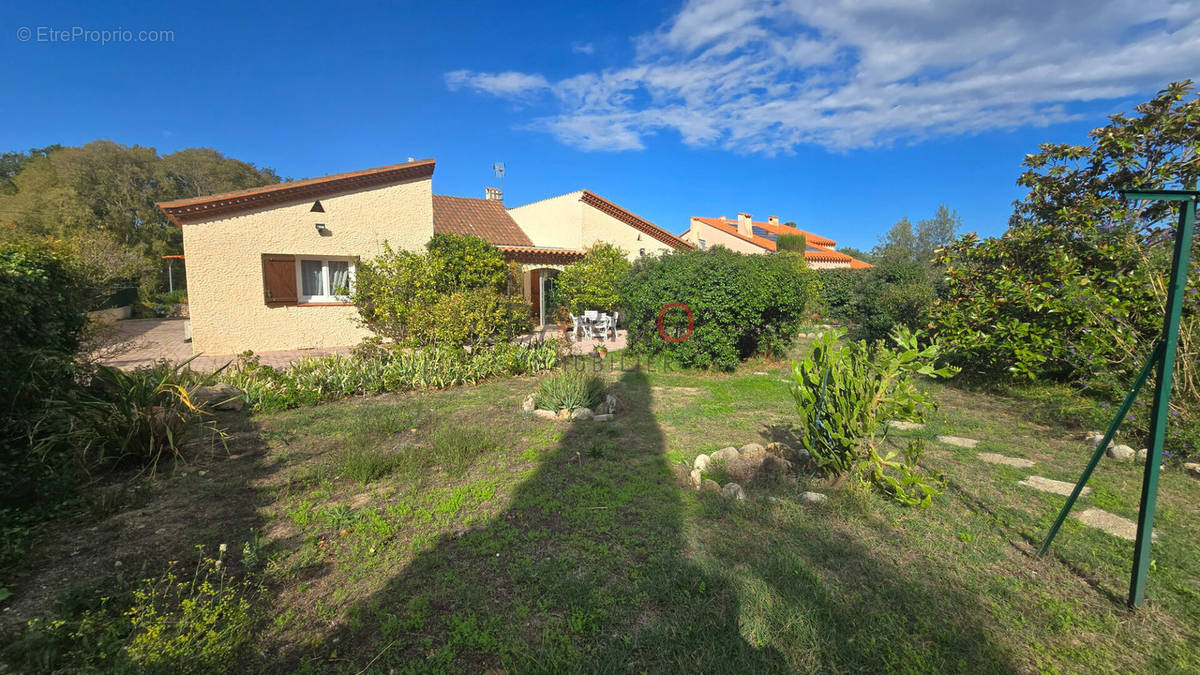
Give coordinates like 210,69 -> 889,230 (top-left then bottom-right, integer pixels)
657,303 -> 694,342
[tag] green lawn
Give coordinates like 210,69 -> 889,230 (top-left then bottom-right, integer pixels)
5,355 -> 1200,672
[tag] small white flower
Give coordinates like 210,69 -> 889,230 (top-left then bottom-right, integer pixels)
114,560 -> 122,567
218,543 -> 227,553
214,559 -> 222,568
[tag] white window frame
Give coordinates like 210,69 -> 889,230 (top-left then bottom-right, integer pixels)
698,238 -> 707,251
296,256 -> 356,303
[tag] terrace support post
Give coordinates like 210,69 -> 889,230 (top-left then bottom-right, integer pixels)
1128,189 -> 1196,608
1036,187 -> 1197,610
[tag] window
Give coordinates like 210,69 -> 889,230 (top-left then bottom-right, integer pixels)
639,248 -> 646,256
296,257 -> 355,303
698,238 -> 707,251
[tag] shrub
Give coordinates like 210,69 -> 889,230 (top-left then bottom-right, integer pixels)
221,341 -> 562,412
845,261 -> 937,342
353,235 -> 528,347
533,370 -> 606,411
776,232 -> 806,253
816,268 -> 865,321
622,248 -> 817,370
789,327 -> 958,506
556,242 -> 632,312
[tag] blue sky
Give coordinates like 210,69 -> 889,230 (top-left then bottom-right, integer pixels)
4,0 -> 1198,250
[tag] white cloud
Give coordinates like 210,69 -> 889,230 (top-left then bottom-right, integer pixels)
447,0 -> 1200,153
572,42 -> 596,55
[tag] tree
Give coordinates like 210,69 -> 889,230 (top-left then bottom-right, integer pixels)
871,206 -> 961,264
836,246 -> 873,264
776,232 -> 807,252
930,81 -> 1200,396
426,233 -> 508,294
556,242 -> 632,312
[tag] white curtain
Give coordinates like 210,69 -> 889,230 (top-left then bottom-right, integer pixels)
328,260 -> 350,297
301,260 -> 323,297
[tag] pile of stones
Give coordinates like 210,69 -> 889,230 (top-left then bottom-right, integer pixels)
672,442 -> 828,504
522,393 -> 618,422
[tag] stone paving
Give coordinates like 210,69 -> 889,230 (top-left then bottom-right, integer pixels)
96,318 -> 625,372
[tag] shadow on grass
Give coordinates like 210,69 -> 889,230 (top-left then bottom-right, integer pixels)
268,367 -> 1023,672
275,368 -> 786,671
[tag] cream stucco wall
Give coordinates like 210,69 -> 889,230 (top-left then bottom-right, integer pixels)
181,176 -> 433,354
685,219 -> 767,255
581,203 -> 675,261
506,192 -> 584,250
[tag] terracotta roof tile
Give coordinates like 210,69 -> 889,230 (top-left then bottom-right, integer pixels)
433,195 -> 533,247
579,191 -> 694,250
690,217 -> 871,267
157,158 -> 436,225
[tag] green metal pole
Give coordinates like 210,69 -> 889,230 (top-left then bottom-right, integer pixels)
1038,340 -> 1163,557
1129,194 -> 1197,607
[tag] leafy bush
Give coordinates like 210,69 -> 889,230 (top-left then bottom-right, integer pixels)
816,268 -> 865,322
789,327 -> 958,506
533,370 -> 606,411
776,232 -> 806,253
222,341 -> 562,412
845,261 -> 937,342
622,248 -> 818,370
353,235 -> 529,347
556,242 -> 632,312
424,288 -> 531,348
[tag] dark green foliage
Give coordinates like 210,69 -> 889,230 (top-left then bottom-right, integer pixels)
533,370 -> 606,411
789,327 -> 958,505
776,232 -> 806,253
557,242 -> 631,312
816,268 -> 865,321
622,248 -> 817,370
846,261 -> 937,342
0,243 -> 90,509
354,235 -> 531,347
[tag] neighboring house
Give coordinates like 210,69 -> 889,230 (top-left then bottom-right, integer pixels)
682,213 -> 871,269
157,160 -> 694,353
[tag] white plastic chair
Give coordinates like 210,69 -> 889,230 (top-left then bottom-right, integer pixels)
591,313 -> 614,340
569,313 -> 585,340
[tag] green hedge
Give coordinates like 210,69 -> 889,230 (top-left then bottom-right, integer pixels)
816,268 -> 864,321
621,248 -> 817,370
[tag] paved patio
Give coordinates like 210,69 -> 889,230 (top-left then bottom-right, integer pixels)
96,319 -> 626,372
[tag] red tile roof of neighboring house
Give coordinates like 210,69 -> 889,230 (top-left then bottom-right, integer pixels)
690,216 -> 872,267
157,158 -> 436,225
433,194 -> 533,247
579,190 -> 694,250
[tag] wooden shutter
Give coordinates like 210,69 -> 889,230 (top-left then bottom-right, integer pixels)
261,254 -> 297,305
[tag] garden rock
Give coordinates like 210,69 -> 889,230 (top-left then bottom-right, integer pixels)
521,395 -> 536,413
690,468 -> 703,488
1136,448 -> 1148,462
1086,432 -> 1113,450
672,464 -> 691,486
701,478 -> 721,493
739,443 -> 766,458
800,491 -> 828,504
571,407 -> 594,421
557,409 -> 572,420
534,409 -> 558,420
1185,462 -> 1200,480
1106,444 -> 1135,461
720,482 -> 746,501
977,452 -> 1035,469
711,447 -> 740,463
194,384 -> 245,411
693,454 -> 711,472
1019,475 -> 1091,497
888,421 -> 925,431
936,435 -> 979,449
726,453 -> 791,484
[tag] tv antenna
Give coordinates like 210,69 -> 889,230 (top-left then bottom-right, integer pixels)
493,162 -> 505,196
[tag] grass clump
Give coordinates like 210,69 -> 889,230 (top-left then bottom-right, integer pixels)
533,370 -> 605,412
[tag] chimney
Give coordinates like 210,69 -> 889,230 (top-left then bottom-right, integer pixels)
737,212 -> 753,237
768,215 -> 779,226
485,186 -> 503,202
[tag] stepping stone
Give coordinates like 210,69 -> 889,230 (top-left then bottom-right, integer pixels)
1019,475 -> 1091,497
978,452 -> 1035,468
1072,508 -> 1156,542
937,435 -> 979,449
888,421 -> 925,431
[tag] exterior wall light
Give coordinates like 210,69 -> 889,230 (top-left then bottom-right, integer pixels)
315,223 -> 328,233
